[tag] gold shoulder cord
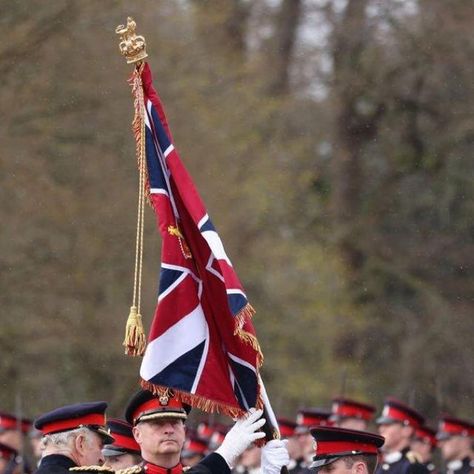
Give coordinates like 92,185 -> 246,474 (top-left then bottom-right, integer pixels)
116,465 -> 144,474
69,466 -> 115,473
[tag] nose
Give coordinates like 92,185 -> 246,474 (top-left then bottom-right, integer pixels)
98,452 -> 105,465
162,421 -> 176,433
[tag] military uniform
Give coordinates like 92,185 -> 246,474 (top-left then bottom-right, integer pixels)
436,416 -> 474,474
310,425 -> 384,472
114,454 -> 230,474
423,463 -> 437,474
36,454 -> 78,474
377,448 -> 428,474
34,401 -> 114,474
412,425 -> 438,474
445,458 -> 474,474
124,390 -> 230,474
375,398 -> 429,474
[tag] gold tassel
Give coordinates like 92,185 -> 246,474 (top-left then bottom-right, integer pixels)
123,306 -> 146,356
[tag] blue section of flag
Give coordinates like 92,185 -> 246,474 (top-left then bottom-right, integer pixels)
227,293 -> 248,316
199,217 -> 216,233
145,126 -> 168,191
229,358 -> 258,409
148,341 -> 206,392
159,268 -> 184,295
149,104 -> 171,152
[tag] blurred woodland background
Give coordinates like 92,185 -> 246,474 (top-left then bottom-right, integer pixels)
0,0 -> 472,424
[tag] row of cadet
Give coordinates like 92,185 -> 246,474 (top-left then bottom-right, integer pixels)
0,393 -> 472,474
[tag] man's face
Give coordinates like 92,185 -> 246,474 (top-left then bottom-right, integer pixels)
438,436 -> 470,461
0,430 -> 22,451
287,436 -> 303,460
104,453 -> 137,470
77,431 -> 105,466
318,458 -> 367,474
297,432 -> 314,456
133,418 -> 186,458
337,419 -> 368,432
377,423 -> 407,452
410,439 -> 432,462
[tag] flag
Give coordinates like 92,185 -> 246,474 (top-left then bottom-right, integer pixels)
128,62 -> 264,417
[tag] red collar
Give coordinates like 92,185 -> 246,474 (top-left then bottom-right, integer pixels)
144,461 -> 183,474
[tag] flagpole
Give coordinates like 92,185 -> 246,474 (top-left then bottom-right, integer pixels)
259,376 -> 289,474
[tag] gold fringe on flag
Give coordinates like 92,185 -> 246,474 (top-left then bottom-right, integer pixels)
234,303 -> 264,367
141,380 -> 264,419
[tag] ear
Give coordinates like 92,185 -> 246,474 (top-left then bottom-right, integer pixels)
74,433 -> 87,454
352,461 -> 368,474
132,425 -> 142,445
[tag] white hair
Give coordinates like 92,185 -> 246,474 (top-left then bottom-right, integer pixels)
40,426 -> 95,451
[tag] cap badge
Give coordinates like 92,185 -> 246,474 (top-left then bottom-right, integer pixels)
159,395 -> 169,406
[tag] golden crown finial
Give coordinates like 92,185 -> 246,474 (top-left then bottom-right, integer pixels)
116,17 -> 148,64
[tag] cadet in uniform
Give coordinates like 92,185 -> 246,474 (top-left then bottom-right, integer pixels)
295,409 -> 333,470
33,401 -> 114,474
309,425 -> 384,474
436,416 -> 474,474
410,426 -> 438,473
375,398 -> 428,474
0,412 -> 33,474
102,419 -> 142,470
0,442 -> 20,474
277,418 -> 304,474
330,398 -> 376,432
181,434 -> 208,468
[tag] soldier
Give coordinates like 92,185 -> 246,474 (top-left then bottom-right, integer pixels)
309,425 -> 384,474
375,398 -> 428,474
124,389 -> 288,474
330,398 -> 376,432
196,422 -> 214,443
410,426 -> 438,473
0,412 -> 33,474
0,413 -> 32,452
33,401 -> 114,474
0,442 -> 20,474
436,416 -> 474,474
296,409 -> 333,469
181,434 -> 208,468
207,425 -> 228,451
233,445 -> 261,474
102,419 -> 142,470
277,418 -> 305,474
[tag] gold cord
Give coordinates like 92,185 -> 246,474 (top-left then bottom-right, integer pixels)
124,63 -> 147,356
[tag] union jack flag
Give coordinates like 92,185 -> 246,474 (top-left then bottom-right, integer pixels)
130,63 -> 264,417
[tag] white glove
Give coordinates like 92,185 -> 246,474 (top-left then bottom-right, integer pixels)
261,439 -> 290,474
215,408 -> 266,468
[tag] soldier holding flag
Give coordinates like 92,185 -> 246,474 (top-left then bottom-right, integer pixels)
123,389 -> 288,474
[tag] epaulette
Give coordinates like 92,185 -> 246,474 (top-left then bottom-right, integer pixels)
406,451 -> 422,464
70,467 -> 115,473
116,465 -> 144,474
